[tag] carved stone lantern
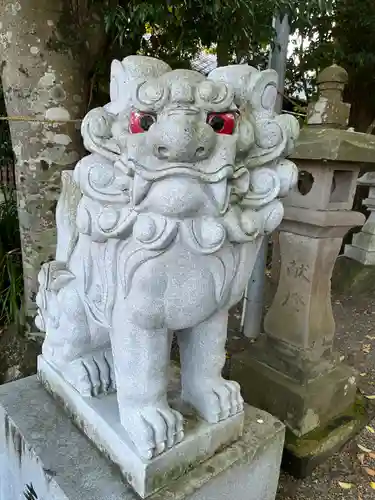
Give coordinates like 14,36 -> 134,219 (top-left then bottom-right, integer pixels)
232,65 -> 368,476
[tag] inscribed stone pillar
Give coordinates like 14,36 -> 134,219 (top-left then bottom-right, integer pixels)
231,65 -> 369,476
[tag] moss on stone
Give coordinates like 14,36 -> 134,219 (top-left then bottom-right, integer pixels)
282,395 -> 370,478
150,461 -> 198,493
285,395 -> 368,457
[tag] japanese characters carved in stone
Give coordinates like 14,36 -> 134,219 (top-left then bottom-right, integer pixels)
35,56 -> 299,460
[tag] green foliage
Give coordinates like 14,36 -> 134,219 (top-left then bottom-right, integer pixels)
85,0 -> 329,107
333,0 -> 375,73
104,1 -> 326,69
286,0 -> 375,130
0,186 -> 24,330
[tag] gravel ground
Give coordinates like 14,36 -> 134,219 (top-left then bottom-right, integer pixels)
277,293 -> 375,500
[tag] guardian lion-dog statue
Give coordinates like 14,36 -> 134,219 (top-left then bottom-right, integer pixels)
36,56 -> 299,459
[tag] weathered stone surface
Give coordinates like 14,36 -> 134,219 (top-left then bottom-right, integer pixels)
284,160 -> 361,211
306,65 -> 350,129
34,54 -> 299,471
231,347 -> 357,436
282,205 -> 364,236
0,375 -> 285,500
282,396 -> 369,479
264,229 -> 365,360
290,127 -> 375,163
289,68 -> 375,181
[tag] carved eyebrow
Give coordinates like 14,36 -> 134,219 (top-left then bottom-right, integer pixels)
206,109 -> 240,115
218,104 -> 239,112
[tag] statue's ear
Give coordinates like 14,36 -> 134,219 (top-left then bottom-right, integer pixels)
106,56 -> 171,114
247,69 -> 279,118
208,65 -> 256,105
120,55 -> 171,82
209,66 -> 279,117
109,59 -> 126,103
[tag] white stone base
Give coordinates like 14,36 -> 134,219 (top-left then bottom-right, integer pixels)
0,375 -> 285,500
38,355 -> 245,498
344,243 -> 375,265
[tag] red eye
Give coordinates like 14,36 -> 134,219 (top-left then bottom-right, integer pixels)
207,112 -> 237,135
129,110 -> 156,134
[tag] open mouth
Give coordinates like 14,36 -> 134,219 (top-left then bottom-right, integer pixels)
127,158 -> 235,183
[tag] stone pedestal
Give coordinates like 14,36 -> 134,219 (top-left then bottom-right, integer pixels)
232,65 -> 370,476
38,356 -> 245,498
0,376 -> 285,500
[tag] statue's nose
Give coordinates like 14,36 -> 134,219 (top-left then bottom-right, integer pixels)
152,113 -> 215,162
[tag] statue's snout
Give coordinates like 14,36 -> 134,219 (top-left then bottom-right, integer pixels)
151,111 -> 216,163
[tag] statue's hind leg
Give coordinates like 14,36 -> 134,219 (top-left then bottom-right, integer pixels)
37,261 -> 115,398
177,309 -> 244,423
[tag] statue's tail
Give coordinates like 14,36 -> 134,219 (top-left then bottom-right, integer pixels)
55,170 -> 82,264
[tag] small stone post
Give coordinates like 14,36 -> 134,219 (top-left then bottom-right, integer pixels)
345,172 -> 375,264
231,65 -> 369,476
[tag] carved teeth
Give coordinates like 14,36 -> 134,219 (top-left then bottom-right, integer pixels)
207,179 -> 229,212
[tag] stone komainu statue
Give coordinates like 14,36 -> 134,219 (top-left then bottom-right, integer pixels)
35,56 -> 299,459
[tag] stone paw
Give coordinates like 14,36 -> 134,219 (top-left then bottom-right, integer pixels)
182,378 -> 244,424
63,348 -> 116,397
120,402 -> 184,460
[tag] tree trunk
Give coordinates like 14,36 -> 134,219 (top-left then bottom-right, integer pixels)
217,38 -> 230,67
0,1 -> 96,327
345,80 -> 375,132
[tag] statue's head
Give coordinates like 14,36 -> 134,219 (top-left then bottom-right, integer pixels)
80,55 -> 298,222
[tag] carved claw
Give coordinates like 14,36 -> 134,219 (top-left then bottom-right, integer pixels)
120,403 -> 184,460
63,348 -> 116,397
182,377 -> 244,424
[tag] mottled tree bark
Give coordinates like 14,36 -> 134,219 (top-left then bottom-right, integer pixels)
345,80 -> 375,133
216,38 -> 230,67
0,0 -> 107,326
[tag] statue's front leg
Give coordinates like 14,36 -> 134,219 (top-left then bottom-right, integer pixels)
178,310 -> 244,423
111,306 -> 184,459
